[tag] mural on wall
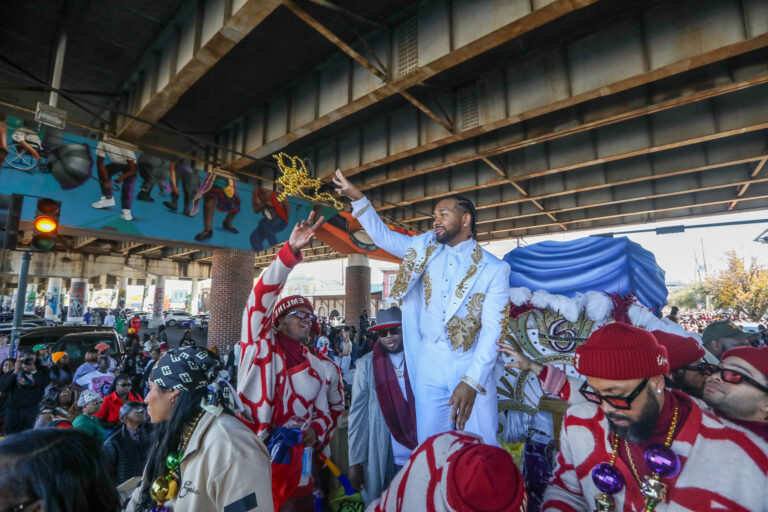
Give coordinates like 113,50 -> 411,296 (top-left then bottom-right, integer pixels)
0,116 -> 339,252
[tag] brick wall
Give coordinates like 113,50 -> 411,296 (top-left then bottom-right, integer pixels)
345,261 -> 370,331
208,248 -> 254,350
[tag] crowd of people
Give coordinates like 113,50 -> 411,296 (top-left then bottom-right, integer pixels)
0,170 -> 766,512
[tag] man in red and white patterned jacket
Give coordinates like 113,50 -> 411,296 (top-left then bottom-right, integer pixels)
541,323 -> 768,511
306,321 -> 345,442
237,211 -> 333,510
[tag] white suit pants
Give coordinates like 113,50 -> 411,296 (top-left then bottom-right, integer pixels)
412,341 -> 499,446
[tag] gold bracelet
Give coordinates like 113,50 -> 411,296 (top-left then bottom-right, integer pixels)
461,375 -> 486,395
353,200 -> 371,219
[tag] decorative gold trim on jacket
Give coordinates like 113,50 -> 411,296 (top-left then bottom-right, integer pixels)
461,374 -> 487,395
391,244 -> 438,299
455,265 -> 478,298
353,201 -> 372,219
471,243 -> 482,264
446,293 -> 485,352
423,272 -> 432,308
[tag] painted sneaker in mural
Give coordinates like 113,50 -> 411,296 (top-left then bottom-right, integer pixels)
121,209 -> 133,221
91,196 -> 115,208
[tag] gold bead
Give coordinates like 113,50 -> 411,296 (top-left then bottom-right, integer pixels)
274,152 -> 343,210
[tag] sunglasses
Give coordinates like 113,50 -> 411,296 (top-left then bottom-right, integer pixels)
284,310 -> 317,322
377,327 -> 402,338
22,358 -> 35,365
713,367 -> 768,394
579,378 -> 649,410
683,362 -> 718,375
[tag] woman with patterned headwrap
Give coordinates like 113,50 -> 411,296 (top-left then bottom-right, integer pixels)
127,346 -> 273,512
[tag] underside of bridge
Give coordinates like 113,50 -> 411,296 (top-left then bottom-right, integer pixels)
2,0 -> 767,271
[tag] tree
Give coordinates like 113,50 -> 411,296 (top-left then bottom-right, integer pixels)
668,282 -> 708,309
706,251 -> 768,321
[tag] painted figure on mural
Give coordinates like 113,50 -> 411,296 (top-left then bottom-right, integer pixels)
90,137 -> 138,222
135,151 -> 171,202
250,186 -> 290,251
189,171 -> 240,241
163,158 -> 200,217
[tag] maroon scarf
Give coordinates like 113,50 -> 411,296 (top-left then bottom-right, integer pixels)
372,343 -> 418,450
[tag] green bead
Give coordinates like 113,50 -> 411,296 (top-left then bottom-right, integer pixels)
166,453 -> 181,470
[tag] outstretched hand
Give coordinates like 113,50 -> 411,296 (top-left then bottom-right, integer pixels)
332,169 -> 364,201
288,210 -> 324,254
496,341 -> 543,374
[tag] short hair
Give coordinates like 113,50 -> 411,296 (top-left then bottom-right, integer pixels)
83,350 -> 99,364
445,195 -> 477,237
0,428 -> 120,511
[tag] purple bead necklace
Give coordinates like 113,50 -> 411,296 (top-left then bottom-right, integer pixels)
591,407 -> 681,512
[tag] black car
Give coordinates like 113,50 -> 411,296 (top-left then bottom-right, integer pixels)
0,312 -> 57,327
16,326 -> 124,367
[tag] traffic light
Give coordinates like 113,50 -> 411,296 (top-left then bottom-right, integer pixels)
31,198 -> 61,252
0,194 -> 23,250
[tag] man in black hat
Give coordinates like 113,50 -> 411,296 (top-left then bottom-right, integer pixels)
348,306 -> 418,504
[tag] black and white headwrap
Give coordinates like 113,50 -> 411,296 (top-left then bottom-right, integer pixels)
150,346 -> 243,416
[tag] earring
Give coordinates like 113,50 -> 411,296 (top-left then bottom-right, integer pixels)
657,389 -> 662,394
169,396 -> 176,404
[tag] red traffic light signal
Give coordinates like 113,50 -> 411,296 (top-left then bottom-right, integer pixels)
31,198 -> 61,252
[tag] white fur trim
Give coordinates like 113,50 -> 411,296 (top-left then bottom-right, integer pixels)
509,287 -> 532,306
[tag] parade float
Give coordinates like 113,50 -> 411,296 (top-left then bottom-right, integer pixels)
498,236 -> 697,511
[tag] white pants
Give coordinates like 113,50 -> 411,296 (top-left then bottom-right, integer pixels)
412,341 -> 500,446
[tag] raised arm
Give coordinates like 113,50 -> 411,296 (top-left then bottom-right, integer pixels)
239,211 -> 325,348
333,169 -> 413,259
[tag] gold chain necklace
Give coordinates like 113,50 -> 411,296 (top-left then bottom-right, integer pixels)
622,406 -> 679,512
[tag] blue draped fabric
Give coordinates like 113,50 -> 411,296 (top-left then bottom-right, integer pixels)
503,236 -> 668,315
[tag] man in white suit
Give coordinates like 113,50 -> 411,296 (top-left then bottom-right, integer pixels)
334,170 -> 510,445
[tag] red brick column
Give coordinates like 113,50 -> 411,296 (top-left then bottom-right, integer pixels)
345,254 -> 370,330
208,248 -> 254,350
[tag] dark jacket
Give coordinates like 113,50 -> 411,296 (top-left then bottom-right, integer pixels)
103,423 -> 153,486
0,368 -> 50,409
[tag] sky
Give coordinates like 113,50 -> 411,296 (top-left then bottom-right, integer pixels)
290,210 -> 768,288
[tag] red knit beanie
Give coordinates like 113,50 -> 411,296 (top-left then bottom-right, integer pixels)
446,444 -> 527,512
652,331 -> 705,371
273,295 -> 314,324
721,346 -> 768,377
574,323 -> 669,379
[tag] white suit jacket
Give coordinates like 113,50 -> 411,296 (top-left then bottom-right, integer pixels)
351,197 -> 510,393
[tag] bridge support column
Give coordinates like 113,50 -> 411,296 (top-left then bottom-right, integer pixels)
44,278 -> 63,320
149,276 -> 166,328
208,249 -> 254,351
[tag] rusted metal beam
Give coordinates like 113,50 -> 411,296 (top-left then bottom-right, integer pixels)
227,0 -> 600,170
399,90 -> 454,134
117,0 -> 281,140
72,237 -> 98,249
728,157 -> 768,210
373,118 -> 768,212
282,0 -> 387,80
135,245 -> 166,256
351,57 -> 768,189
478,184 -> 768,236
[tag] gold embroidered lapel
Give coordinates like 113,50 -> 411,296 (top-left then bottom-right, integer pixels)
391,243 -> 439,300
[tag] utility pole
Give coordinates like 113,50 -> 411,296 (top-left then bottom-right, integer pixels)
693,250 -> 702,282
700,238 -> 709,279
10,250 -> 31,355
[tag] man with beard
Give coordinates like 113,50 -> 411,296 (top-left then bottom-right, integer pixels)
348,306 -> 418,504
543,322 -> 768,511
702,345 -> 768,441
334,170 -> 510,446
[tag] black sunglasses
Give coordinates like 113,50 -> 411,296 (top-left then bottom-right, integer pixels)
713,367 -> 768,394
579,378 -> 649,410
284,310 -> 317,322
377,327 -> 402,338
683,362 -> 718,375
